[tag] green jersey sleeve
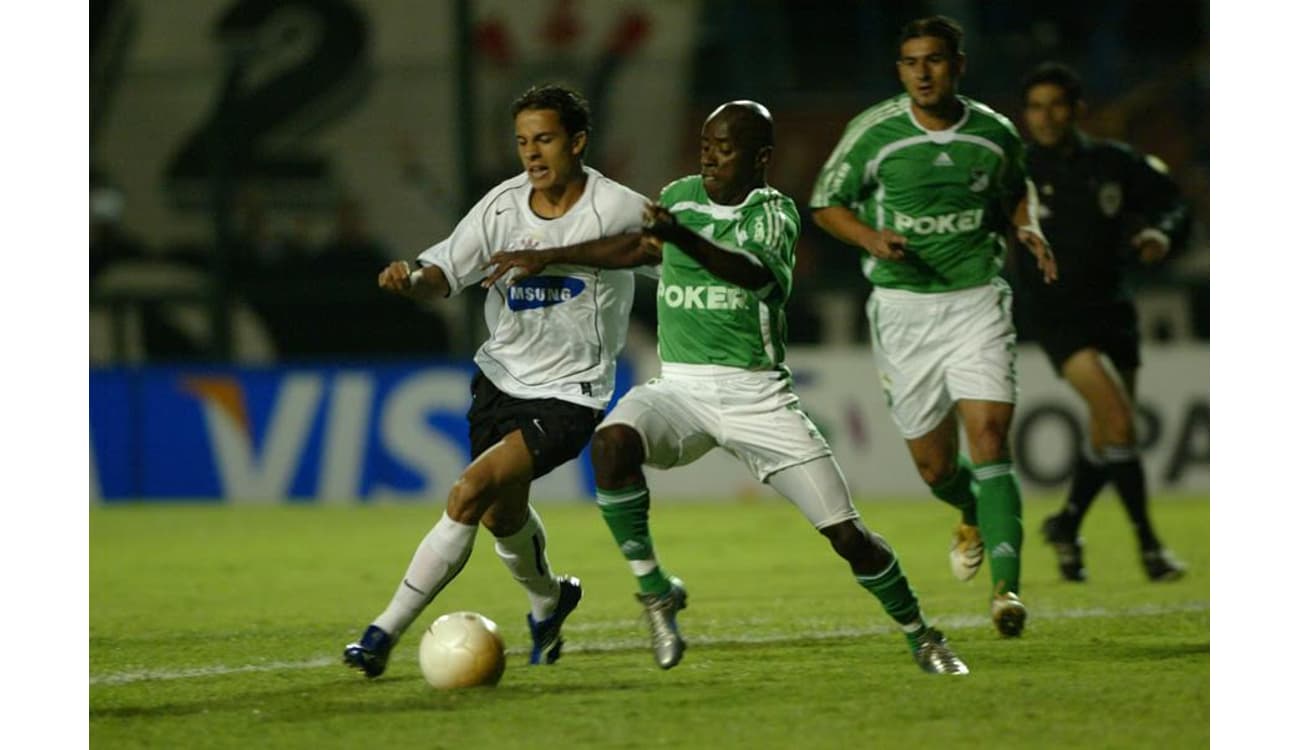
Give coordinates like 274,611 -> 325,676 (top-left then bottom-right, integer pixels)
736,195 -> 798,303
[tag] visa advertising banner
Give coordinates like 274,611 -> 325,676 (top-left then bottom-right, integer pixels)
90,362 -> 633,503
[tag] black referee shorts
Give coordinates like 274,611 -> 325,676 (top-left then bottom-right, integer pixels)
466,370 -> 603,479
1035,300 -> 1141,375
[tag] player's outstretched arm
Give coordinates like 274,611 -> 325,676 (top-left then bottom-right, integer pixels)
643,203 -> 772,290
810,206 -> 906,261
1011,193 -> 1057,284
481,233 -> 656,288
378,260 -> 450,300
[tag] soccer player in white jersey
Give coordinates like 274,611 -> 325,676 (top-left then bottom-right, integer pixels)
342,85 -> 649,678
485,101 -> 970,675
809,16 -> 1057,637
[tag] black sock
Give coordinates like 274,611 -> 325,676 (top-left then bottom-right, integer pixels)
1059,451 -> 1108,537
1103,447 -> 1161,551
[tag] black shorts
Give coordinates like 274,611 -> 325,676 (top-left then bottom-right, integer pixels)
1034,301 -> 1141,375
466,370 -> 604,480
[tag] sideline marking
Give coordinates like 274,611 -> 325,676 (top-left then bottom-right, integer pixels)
91,600 -> 1208,686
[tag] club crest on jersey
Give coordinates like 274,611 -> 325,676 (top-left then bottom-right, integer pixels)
968,168 -> 990,192
1097,182 -> 1123,217
506,276 -> 585,310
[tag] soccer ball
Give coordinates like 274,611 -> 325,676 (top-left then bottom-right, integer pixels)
418,611 -> 506,689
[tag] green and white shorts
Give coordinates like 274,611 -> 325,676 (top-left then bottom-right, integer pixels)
867,278 -> 1018,440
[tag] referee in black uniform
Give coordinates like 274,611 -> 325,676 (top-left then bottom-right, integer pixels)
1010,62 -> 1190,583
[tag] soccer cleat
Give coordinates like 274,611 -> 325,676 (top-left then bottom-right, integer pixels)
911,627 -> 970,675
991,592 -> 1028,637
949,522 -> 984,581
1041,513 -> 1087,582
527,575 -> 584,665
1142,548 -> 1187,582
342,624 -> 394,678
635,576 -> 688,670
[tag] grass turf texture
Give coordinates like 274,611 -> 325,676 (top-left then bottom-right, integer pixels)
91,495 -> 1209,749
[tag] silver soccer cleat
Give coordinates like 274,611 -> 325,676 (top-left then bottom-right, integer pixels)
912,628 -> 970,675
991,591 -> 1028,637
635,576 -> 688,669
949,522 -> 984,582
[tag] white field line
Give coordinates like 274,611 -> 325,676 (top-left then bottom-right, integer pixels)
90,600 -> 1208,687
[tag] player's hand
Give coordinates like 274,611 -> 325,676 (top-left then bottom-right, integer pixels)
864,228 -> 908,261
481,249 -> 551,288
642,202 -> 683,243
1132,231 -> 1170,265
378,261 -> 415,294
1018,228 -> 1058,284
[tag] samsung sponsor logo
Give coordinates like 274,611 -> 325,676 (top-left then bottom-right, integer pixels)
507,277 -> 586,310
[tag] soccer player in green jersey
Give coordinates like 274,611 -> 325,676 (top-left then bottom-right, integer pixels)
809,16 -> 1057,637
485,101 -> 970,675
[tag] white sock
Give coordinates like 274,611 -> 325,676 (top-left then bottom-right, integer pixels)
372,513 -> 477,638
493,506 -> 561,622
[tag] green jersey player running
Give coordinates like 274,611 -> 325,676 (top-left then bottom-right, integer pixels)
485,100 -> 969,675
810,16 -> 1057,638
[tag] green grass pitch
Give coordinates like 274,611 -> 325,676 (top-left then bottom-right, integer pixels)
91,495 -> 1208,749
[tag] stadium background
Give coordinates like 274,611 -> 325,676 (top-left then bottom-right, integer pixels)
88,0 -> 1210,503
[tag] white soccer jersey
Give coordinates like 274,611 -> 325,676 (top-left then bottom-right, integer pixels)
417,166 -> 648,409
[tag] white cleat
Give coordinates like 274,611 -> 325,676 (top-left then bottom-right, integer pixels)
949,523 -> 984,582
991,592 -> 1027,637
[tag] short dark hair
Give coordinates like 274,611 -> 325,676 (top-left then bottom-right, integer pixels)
1021,62 -> 1084,105
898,15 -> 964,59
511,84 -> 592,148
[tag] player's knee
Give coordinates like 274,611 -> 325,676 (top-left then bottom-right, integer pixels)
591,425 -> 644,484
445,474 -> 492,523
967,423 -> 1010,463
917,456 -> 958,487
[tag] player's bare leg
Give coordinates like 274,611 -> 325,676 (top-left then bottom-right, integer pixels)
906,414 -> 982,581
591,424 -> 688,669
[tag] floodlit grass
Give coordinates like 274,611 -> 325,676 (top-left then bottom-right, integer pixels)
91,495 -> 1208,749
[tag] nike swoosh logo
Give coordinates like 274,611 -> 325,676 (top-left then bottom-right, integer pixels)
532,418 -> 546,436
495,207 -> 513,215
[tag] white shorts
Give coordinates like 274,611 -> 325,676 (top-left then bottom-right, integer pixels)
867,278 -> 1018,440
600,364 -> 833,483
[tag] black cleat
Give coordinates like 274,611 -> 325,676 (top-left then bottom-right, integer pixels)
1142,548 -> 1187,582
343,625 -> 394,678
1041,513 -> 1086,582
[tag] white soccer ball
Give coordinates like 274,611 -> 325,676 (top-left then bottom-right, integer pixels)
418,611 -> 506,689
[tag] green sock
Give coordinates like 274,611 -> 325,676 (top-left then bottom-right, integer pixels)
972,460 -> 1024,595
596,484 -> 671,595
855,556 -> 928,651
929,454 -> 978,526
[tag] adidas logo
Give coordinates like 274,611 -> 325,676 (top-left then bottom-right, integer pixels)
932,152 -> 954,167
991,542 -> 1019,558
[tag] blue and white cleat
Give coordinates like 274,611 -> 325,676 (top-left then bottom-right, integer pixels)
342,625 -> 394,678
527,575 -> 584,665
636,576 -> 688,670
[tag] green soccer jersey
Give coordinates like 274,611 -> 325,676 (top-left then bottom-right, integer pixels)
811,94 -> 1028,293
655,176 -> 798,370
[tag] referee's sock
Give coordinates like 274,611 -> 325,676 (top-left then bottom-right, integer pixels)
1102,445 -> 1162,551
1057,447 -> 1108,537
